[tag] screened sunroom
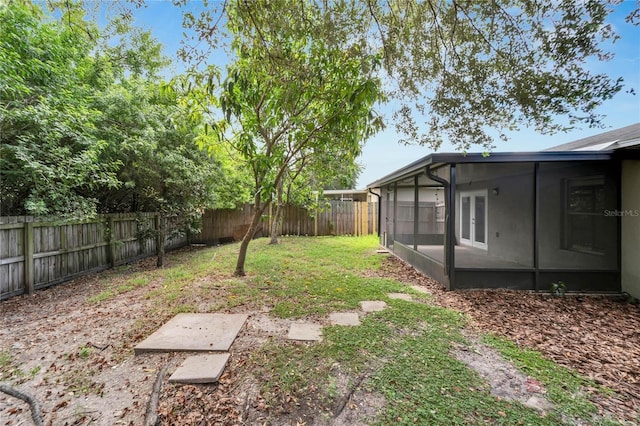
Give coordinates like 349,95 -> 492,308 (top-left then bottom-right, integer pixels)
370,151 -> 622,292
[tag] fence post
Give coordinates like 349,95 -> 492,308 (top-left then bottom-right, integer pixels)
314,208 -> 318,237
108,217 -> 117,267
156,213 -> 165,268
24,221 -> 34,295
362,202 -> 368,236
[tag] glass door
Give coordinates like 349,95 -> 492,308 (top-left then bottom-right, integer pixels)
460,190 -> 488,249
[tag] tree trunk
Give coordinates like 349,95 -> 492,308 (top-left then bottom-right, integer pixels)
269,204 -> 283,244
235,200 -> 268,276
269,180 -> 284,244
156,214 -> 165,268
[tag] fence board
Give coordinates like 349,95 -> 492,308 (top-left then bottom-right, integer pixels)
194,201 -> 378,244
2,203 -> 374,300
0,213 -> 188,300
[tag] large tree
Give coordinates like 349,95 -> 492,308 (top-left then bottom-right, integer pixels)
369,0 -> 632,149
91,78 -> 225,265
198,0 -> 384,275
180,0 -> 635,152
173,0 -> 635,276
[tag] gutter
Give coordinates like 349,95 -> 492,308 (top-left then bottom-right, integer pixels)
368,188 -> 381,237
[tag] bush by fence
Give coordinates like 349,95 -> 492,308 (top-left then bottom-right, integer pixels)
0,213 -> 187,300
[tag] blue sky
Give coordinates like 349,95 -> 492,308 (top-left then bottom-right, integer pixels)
117,1 -> 638,188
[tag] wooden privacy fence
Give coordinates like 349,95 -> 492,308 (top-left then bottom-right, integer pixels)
194,201 -> 378,244
0,213 -> 187,300
1,203 -> 378,299
310,200 -> 377,236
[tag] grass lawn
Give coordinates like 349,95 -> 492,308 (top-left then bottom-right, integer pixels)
87,235 -> 621,424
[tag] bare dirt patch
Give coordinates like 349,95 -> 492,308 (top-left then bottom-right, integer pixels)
452,333 -> 553,413
0,257 -> 172,425
156,312 -> 385,426
379,255 -> 640,422
3,251 -> 638,424
0,255 -> 381,426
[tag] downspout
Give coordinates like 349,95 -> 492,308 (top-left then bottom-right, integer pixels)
616,157 -> 622,293
534,162 -> 540,292
368,188 -> 381,237
426,165 -> 453,287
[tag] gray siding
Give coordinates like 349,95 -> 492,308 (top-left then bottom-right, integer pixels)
456,163 -> 535,267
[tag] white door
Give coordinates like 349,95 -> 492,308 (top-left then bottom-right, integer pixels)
460,190 -> 488,250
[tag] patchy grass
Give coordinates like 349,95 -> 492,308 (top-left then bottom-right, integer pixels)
0,351 -> 19,382
0,350 -> 32,384
116,236 -> 624,424
62,368 -> 104,396
0,351 -> 11,368
482,334 -> 619,425
212,236 -> 618,425
88,289 -> 114,304
89,273 -> 153,303
28,365 -> 41,377
242,236 -> 408,318
87,236 -> 399,315
252,300 -> 563,425
24,235 -> 626,424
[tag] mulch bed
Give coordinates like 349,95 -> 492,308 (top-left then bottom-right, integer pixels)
379,256 -> 640,422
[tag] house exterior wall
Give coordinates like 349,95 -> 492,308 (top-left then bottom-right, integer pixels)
537,162 -> 618,273
622,159 -> 640,299
455,163 -> 535,267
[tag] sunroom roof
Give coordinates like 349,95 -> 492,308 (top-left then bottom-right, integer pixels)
366,150 -> 614,189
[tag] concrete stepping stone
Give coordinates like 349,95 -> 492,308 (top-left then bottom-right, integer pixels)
329,312 -> 361,326
287,323 -> 322,341
387,293 -> 414,301
359,300 -> 387,312
169,353 -> 230,384
134,313 -> 248,355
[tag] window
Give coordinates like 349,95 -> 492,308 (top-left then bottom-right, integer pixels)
564,177 -> 606,254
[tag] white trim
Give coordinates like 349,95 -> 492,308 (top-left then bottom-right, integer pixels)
459,190 -> 488,250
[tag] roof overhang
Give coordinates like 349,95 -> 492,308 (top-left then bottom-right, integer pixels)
320,189 -> 369,195
545,122 -> 640,151
366,150 -> 614,188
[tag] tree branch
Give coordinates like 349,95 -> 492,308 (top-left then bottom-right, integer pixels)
367,0 -> 392,71
426,0 -> 460,66
144,363 -> 169,426
0,382 -> 44,426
